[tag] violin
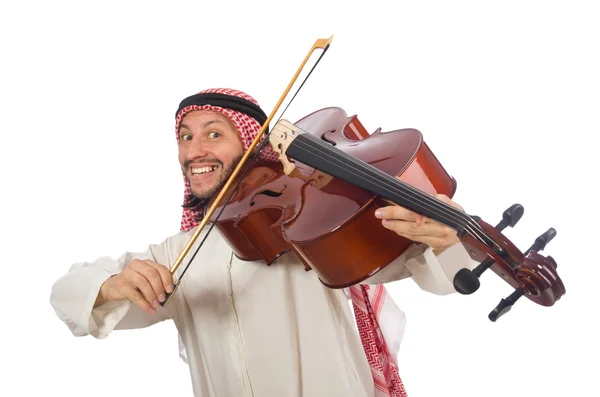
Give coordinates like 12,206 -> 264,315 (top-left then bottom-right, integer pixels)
163,36 -> 565,322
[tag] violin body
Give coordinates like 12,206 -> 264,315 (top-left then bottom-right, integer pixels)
211,107 -> 457,288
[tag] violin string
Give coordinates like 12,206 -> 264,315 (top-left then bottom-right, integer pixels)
288,134 -> 459,224
303,135 -> 493,247
306,136 -> 497,248
290,134 -> 499,250
299,137 -> 492,246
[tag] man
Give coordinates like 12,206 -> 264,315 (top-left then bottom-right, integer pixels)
50,88 -> 476,397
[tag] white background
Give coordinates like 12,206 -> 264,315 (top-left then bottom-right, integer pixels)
1,1 -> 597,396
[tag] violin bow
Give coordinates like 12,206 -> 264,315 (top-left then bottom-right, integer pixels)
162,36 -> 334,307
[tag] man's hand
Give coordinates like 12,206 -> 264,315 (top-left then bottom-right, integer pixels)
94,259 -> 174,314
374,194 -> 462,254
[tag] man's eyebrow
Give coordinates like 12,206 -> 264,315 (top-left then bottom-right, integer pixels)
179,120 -> 225,131
203,119 -> 226,128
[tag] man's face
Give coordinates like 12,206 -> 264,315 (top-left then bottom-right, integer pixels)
178,110 -> 244,201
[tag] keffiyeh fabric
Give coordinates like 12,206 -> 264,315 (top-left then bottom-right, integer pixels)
174,88 -> 407,397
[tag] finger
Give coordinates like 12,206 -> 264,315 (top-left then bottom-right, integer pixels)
382,219 -> 449,238
132,272 -> 161,309
435,193 -> 464,211
142,260 -> 175,295
382,219 -> 460,248
134,261 -> 169,304
375,205 -> 420,222
375,205 -> 434,226
384,228 -> 452,249
117,280 -> 156,314
125,263 -> 160,309
406,235 -> 450,249
376,194 -> 463,219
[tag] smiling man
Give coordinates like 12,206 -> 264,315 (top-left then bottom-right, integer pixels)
50,87 -> 476,397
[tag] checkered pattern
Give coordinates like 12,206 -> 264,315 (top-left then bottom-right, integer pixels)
174,88 -> 407,396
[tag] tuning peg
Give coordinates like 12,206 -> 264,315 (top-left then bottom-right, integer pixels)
526,227 -> 556,253
453,204 -> 524,295
487,227 -> 557,322
488,288 -> 524,322
496,203 -> 525,229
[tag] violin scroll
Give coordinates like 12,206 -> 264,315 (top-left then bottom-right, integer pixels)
454,204 -> 565,321
488,231 -> 563,321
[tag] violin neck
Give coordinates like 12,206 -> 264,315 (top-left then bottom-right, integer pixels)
285,132 -> 473,232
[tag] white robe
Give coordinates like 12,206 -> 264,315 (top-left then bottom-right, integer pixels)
50,226 -> 476,397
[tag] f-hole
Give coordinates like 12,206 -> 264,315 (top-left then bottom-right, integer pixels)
321,129 -> 337,146
250,184 -> 287,206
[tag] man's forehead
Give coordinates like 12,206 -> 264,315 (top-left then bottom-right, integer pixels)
179,110 -> 236,129
182,109 -> 229,121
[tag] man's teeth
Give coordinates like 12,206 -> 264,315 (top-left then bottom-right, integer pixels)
192,166 -> 218,175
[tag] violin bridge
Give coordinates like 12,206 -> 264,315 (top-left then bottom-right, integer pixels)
269,120 -> 333,189
269,120 -> 300,176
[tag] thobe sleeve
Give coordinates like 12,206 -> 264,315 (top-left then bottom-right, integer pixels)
50,239 -> 175,339
363,242 -> 478,295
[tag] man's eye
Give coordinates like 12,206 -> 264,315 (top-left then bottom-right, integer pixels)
208,132 -> 221,139
181,134 -> 192,141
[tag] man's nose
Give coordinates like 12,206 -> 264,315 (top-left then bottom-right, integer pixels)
187,140 -> 210,159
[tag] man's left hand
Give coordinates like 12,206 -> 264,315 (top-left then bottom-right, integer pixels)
374,194 -> 462,254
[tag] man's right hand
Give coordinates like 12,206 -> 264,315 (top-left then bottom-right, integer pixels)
94,259 -> 174,314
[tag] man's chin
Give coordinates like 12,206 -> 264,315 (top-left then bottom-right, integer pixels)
190,188 -> 215,201
187,169 -> 235,203
187,176 -> 217,198
190,182 -> 224,203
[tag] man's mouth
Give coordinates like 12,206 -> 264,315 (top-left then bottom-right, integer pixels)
191,165 -> 219,176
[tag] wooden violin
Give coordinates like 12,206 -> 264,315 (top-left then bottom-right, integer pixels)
210,107 -> 564,321
164,36 -> 565,322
